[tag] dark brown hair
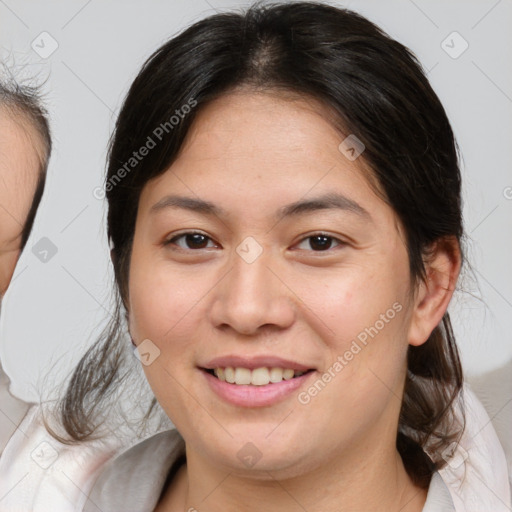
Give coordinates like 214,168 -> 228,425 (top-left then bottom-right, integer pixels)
49,1 -> 465,487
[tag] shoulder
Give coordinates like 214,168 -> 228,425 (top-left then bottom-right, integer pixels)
0,362 -> 184,512
83,429 -> 185,512
423,472 -> 455,511
0,363 -> 32,455
0,404 -> 120,511
436,383 -> 511,511
0,390 -> 184,512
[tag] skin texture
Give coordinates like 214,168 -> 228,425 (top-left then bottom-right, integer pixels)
127,91 -> 460,512
0,108 -> 41,298
0,106 -> 43,452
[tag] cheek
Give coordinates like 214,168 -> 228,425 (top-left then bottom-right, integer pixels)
128,248 -> 201,342
128,249 -> 210,426
293,263 -> 410,406
292,263 -> 407,349
297,296 -> 410,449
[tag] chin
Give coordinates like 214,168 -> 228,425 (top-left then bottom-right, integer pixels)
190,427 -> 317,478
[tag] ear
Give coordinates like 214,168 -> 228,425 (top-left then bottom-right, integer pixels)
408,236 -> 461,347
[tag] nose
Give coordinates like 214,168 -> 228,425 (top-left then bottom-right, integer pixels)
208,247 -> 296,337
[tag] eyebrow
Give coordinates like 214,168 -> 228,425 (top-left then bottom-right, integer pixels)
150,195 -> 224,216
150,192 -> 371,221
277,192 -> 371,221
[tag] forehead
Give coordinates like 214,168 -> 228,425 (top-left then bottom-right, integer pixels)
0,108 -> 41,242
0,107 -> 41,179
181,90 -> 346,163
142,91 -> 378,207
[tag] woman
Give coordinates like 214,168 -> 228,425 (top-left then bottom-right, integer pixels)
0,2 -> 509,511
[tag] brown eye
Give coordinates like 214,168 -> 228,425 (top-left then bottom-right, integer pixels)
309,235 -> 332,251
295,234 -> 344,252
167,232 -> 215,249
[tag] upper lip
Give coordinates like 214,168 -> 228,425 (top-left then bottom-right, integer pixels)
201,355 -> 314,372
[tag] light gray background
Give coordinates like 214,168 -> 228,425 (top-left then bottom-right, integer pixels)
0,0 -> 511,403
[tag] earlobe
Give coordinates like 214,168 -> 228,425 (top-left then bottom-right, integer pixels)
408,237 -> 461,347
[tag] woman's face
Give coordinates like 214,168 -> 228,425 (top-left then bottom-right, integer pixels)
128,91 -> 425,478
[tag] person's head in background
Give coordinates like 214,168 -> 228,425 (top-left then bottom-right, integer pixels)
0,77 -> 51,305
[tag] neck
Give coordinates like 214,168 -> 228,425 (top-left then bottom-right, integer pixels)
160,439 -> 428,512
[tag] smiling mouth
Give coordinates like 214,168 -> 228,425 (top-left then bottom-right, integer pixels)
202,367 -> 314,386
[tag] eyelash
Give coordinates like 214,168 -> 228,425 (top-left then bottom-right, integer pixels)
163,231 -> 346,252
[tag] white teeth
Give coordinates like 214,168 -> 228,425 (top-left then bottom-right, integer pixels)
251,367 -> 270,386
211,366 -> 308,385
234,367 -> 252,385
283,369 -> 294,380
269,367 -> 284,383
224,367 -> 235,383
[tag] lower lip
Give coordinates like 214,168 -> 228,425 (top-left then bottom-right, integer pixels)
201,369 -> 314,407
